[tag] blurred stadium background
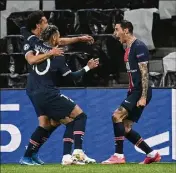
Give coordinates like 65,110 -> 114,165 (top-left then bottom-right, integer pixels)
0,0 -> 176,172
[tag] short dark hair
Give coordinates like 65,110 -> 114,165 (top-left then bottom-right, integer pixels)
26,10 -> 45,31
41,25 -> 58,41
119,20 -> 133,34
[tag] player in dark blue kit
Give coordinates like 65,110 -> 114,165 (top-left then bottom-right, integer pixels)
20,24 -> 98,165
102,20 -> 161,164
20,11 -> 95,165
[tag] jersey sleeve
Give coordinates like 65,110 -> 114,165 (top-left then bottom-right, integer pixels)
23,36 -> 40,57
23,40 -> 34,57
52,56 -> 72,76
135,43 -> 149,63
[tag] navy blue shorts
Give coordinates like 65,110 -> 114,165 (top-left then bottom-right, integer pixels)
121,88 -> 152,122
27,91 -> 76,121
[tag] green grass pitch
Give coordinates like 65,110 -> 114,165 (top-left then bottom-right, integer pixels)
1,163 -> 175,173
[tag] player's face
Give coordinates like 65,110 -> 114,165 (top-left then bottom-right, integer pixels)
37,17 -> 48,34
51,31 -> 60,46
114,24 -> 126,44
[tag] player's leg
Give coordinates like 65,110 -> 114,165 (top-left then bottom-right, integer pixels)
50,119 -> 75,165
124,109 -> 161,164
30,117 -> 59,165
20,93 -> 59,165
62,122 -> 74,165
46,94 -> 95,164
20,115 -> 51,165
124,119 -> 153,154
68,105 -> 96,164
102,106 -> 127,164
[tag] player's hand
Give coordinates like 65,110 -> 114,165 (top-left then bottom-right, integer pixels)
49,47 -> 64,56
137,97 -> 147,107
78,35 -> 94,44
87,58 -> 99,69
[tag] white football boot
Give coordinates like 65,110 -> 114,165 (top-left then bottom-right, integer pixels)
61,154 -> 74,165
72,149 -> 96,164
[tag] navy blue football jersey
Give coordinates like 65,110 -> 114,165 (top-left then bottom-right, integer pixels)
124,39 -> 150,91
21,28 -> 71,94
24,43 -> 71,93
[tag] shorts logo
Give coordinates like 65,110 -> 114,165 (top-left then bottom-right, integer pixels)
125,100 -> 130,104
23,44 -> 30,51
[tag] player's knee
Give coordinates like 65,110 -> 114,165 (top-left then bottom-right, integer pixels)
38,115 -> 51,127
69,105 -> 83,119
112,108 -> 127,123
124,126 -> 132,133
50,119 -> 61,127
60,117 -> 74,125
112,113 -> 123,123
123,120 -> 133,133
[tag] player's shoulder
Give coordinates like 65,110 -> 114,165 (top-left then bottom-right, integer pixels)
134,39 -> 148,49
27,35 -> 39,43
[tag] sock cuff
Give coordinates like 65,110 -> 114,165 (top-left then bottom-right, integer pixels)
114,136 -> 125,141
29,139 -> 40,146
135,138 -> 143,147
73,131 -> 85,135
63,138 -> 74,143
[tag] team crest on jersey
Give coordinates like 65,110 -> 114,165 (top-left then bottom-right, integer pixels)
23,44 -> 30,51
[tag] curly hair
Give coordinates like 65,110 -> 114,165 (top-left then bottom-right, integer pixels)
41,25 -> 59,41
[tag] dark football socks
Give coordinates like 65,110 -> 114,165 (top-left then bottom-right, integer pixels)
113,122 -> 125,154
24,126 -> 50,157
63,122 -> 74,155
125,129 -> 153,154
73,113 -> 87,149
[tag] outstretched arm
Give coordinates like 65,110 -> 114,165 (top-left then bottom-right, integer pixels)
59,35 -> 94,46
64,59 -> 99,81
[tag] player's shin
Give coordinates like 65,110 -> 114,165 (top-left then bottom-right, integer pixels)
24,126 -> 50,157
73,113 -> 87,150
113,122 -> 125,156
125,129 -> 153,154
62,122 -> 74,165
71,113 -> 87,161
63,122 -> 74,155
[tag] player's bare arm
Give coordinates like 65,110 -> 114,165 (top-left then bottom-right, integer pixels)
137,61 -> 149,107
59,35 -> 94,46
25,47 -> 64,65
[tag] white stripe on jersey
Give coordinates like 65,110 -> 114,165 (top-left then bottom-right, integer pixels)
62,70 -> 72,76
27,35 -> 36,41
